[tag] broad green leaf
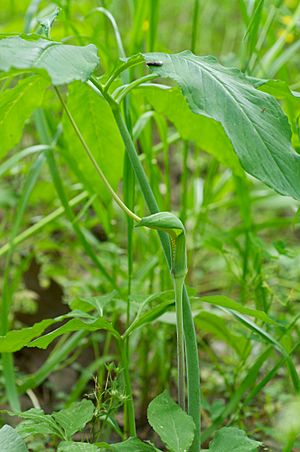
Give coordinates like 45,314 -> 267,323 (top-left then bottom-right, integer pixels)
0,75 -> 48,159
197,295 -> 278,325
142,87 -> 242,173
0,36 -> 99,85
147,391 -> 195,452
0,425 -> 28,452
28,317 -> 120,349
62,82 -> 124,201
107,437 -> 157,451
144,51 -> 300,200
58,442 -> 100,452
205,427 -> 262,451
52,400 -> 94,441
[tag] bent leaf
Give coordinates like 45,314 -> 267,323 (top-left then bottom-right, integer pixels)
0,36 -> 99,85
137,212 -> 187,277
137,212 -> 185,237
144,51 -> 300,200
198,295 -> 278,325
28,317 -> 120,349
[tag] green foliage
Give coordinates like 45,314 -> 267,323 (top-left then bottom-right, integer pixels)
0,75 -> 48,159
58,443 -> 100,452
142,87 -> 242,173
144,51 -> 300,200
0,37 -> 99,85
104,437 -> 158,451
62,82 -> 124,199
204,427 -> 262,451
1,1 -> 300,451
15,400 -> 94,442
0,425 -> 28,452
147,391 -> 195,452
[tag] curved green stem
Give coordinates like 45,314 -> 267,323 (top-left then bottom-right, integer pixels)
109,104 -> 201,451
113,74 -> 158,103
55,87 -> 140,224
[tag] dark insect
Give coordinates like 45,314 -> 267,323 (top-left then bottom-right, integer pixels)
261,107 -> 267,113
146,61 -> 163,67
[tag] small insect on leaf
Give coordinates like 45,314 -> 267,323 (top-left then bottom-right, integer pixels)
146,61 -> 163,67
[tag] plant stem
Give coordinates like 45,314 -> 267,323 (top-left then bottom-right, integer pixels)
55,87 -> 141,224
110,104 -> 201,450
173,276 -> 186,410
113,74 -> 158,103
119,340 -> 136,437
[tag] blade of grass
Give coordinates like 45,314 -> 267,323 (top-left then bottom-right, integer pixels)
226,308 -> 300,392
0,191 -> 89,258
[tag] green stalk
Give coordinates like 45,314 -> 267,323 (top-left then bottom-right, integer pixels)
55,87 -> 138,437
191,0 -> 200,53
173,275 -> 186,410
110,104 -> 201,450
55,87 -> 140,224
119,339 -> 136,437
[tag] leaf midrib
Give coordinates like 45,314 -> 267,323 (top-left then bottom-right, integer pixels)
183,55 -> 299,194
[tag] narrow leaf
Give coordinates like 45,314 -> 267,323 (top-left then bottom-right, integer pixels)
198,295 -> 278,325
28,317 -> 120,349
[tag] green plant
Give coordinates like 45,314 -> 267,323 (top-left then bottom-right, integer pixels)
0,1 -> 300,451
